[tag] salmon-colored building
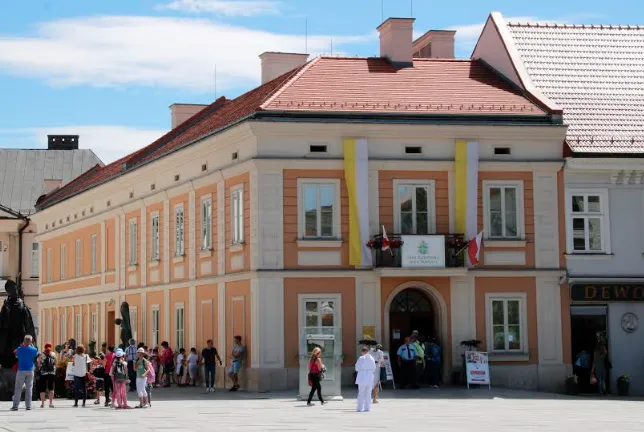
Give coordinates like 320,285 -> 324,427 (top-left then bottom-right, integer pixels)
33,18 -> 570,394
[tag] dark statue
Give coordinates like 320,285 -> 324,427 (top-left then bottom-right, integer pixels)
0,279 -> 36,369
118,301 -> 133,348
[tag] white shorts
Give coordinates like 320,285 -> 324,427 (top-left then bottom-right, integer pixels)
136,378 -> 148,398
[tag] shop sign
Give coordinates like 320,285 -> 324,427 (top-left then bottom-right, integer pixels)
570,283 -> 644,302
465,351 -> 490,388
306,334 -> 335,340
401,235 -> 446,268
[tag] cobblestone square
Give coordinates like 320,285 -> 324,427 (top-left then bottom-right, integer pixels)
0,387 -> 642,431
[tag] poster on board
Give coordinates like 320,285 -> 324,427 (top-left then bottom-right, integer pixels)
464,351 -> 490,389
381,351 -> 395,388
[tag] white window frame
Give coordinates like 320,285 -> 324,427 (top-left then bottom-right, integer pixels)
60,244 -> 67,280
230,185 -> 244,244
485,293 -> 528,354
393,179 -> 436,235
174,204 -> 185,256
151,212 -> 160,261
129,307 -> 138,341
151,306 -> 160,347
60,313 -> 67,343
90,234 -> 97,274
91,312 -> 98,343
175,303 -> 185,350
31,242 -> 39,278
483,180 -> 525,240
565,188 -> 610,254
46,248 -> 52,283
201,196 -> 213,250
75,239 -> 82,277
129,219 -> 138,265
75,313 -> 82,344
297,178 -> 341,239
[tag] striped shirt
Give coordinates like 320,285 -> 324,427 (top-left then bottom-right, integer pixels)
125,345 -> 138,362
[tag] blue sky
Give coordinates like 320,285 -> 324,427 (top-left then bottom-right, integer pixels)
0,0 -> 637,163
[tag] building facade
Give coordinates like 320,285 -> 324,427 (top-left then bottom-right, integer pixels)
34,18 -> 570,394
0,136 -> 102,331
475,13 -> 644,395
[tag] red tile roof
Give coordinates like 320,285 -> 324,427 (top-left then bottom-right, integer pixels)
37,57 -> 548,210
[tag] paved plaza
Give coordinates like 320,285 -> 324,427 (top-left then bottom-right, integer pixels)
0,386 -> 643,431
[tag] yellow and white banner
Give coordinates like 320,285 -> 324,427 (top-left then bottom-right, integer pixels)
455,139 -> 479,265
343,138 -> 371,267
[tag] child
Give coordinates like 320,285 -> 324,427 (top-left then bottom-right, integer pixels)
143,351 -> 155,407
150,348 -> 160,388
92,354 -> 106,405
176,348 -> 186,386
134,348 -> 150,408
110,349 -> 131,409
187,348 -> 199,387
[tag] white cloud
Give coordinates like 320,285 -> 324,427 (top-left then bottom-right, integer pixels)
0,16 -> 369,92
0,126 -> 166,164
157,0 -> 280,16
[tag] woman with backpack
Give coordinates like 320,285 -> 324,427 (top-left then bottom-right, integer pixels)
110,349 -> 131,409
38,342 -> 57,408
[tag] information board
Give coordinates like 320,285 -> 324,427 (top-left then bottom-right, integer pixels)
401,235 -> 446,268
382,351 -> 394,382
464,351 -> 490,389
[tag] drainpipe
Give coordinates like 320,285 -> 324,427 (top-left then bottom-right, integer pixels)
17,216 -> 31,298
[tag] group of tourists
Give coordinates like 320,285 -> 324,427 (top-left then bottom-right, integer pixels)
396,331 -> 442,389
9,334 -> 247,411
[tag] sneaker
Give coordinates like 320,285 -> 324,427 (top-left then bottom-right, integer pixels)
73,404 -> 78,408
94,400 -> 100,405
205,387 -> 210,394
307,402 -> 314,406
10,407 -> 18,411
26,407 -> 31,411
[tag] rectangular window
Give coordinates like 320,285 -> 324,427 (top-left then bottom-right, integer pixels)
568,191 -> 607,253
75,239 -> 82,277
46,248 -> 52,283
395,181 -> 435,235
484,182 -> 523,239
60,244 -> 67,280
130,308 -> 138,341
201,197 -> 212,250
47,314 -> 53,344
31,243 -> 39,278
175,305 -> 185,350
151,213 -> 160,260
75,313 -> 82,344
151,308 -> 160,347
90,234 -> 97,274
91,312 -> 98,343
175,206 -> 185,256
231,186 -> 244,244
129,219 -> 137,265
60,314 -> 66,342
302,183 -> 336,238
488,296 -> 525,353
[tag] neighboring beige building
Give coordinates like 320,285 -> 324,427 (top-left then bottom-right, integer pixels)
0,136 -> 102,332
33,18 -> 570,395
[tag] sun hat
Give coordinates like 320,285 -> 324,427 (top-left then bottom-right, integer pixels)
137,347 -> 145,353
115,348 -> 124,357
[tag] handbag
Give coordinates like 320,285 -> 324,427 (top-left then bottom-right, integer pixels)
380,366 -> 387,382
590,374 -> 598,385
65,362 -> 74,381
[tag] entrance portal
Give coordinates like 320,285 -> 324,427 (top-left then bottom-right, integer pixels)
388,288 -> 434,385
571,306 -> 608,394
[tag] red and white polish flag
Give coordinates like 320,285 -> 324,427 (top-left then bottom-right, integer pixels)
467,232 -> 483,266
381,225 -> 391,253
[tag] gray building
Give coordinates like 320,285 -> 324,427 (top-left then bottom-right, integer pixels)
474,13 -> 644,395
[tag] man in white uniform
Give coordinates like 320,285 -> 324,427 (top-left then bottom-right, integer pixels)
354,346 -> 376,412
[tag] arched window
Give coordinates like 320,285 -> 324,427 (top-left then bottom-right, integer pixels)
390,289 -> 432,313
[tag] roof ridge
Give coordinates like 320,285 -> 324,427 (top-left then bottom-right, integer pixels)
507,21 -> 644,30
260,56 -> 321,110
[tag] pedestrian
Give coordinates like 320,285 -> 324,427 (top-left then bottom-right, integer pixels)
201,339 -> 223,393
176,348 -> 186,386
150,347 -> 160,388
134,348 -> 150,408
187,347 -> 199,386
103,345 -> 115,406
61,341 -> 73,359
427,337 -> 442,388
306,347 -> 325,406
38,342 -> 56,408
396,337 -> 419,389
11,335 -> 38,411
125,338 -> 138,392
370,344 -> 385,404
410,331 -> 425,384
227,336 -> 246,391
92,354 -> 107,405
160,341 -> 174,387
591,342 -> 608,396
71,344 -> 91,407
355,346 -> 376,412
110,348 -> 131,409
143,351 -> 155,407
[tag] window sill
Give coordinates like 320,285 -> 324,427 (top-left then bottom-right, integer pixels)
297,239 -> 343,248
199,249 -> 213,258
484,239 -> 527,248
149,260 -> 160,268
229,243 -> 244,253
565,253 -> 614,260
488,352 -> 530,362
172,255 -> 185,264
127,264 -> 138,271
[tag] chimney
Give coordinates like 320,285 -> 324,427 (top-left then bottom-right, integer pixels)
377,17 -> 415,67
412,30 -> 456,59
259,52 -> 309,84
47,135 -> 79,150
170,103 -> 209,129
43,179 -> 63,194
